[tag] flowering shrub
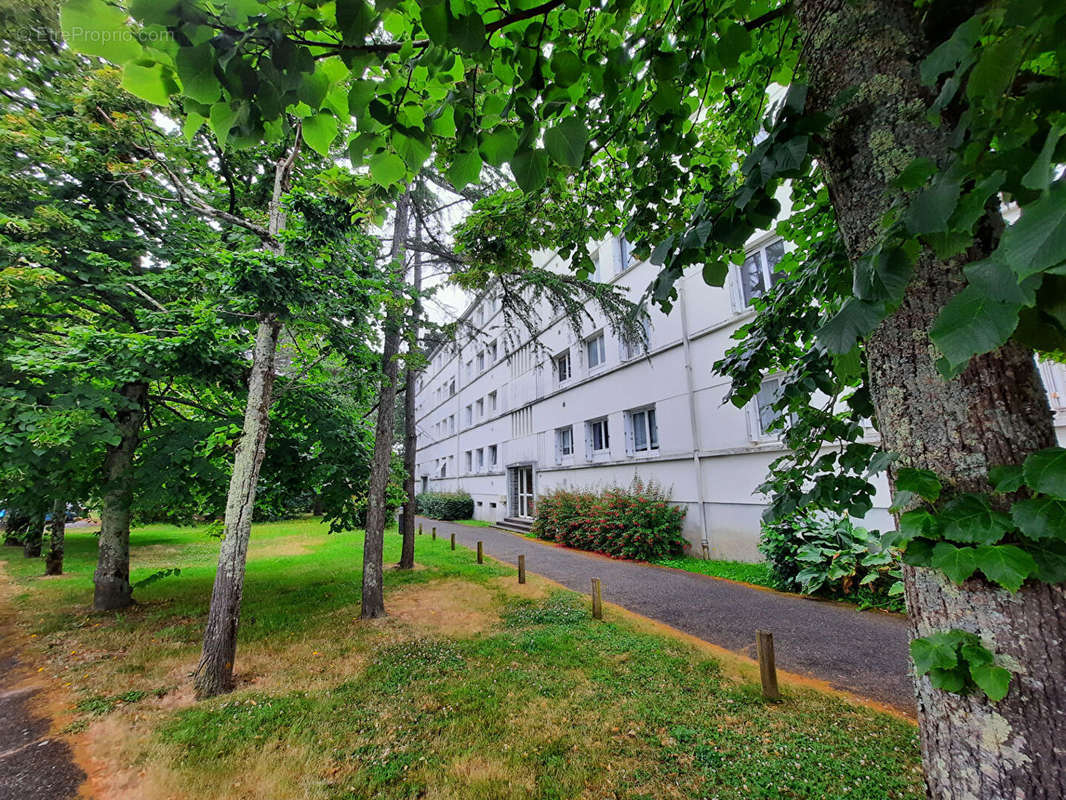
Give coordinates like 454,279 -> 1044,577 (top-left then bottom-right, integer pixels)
531,478 -> 686,561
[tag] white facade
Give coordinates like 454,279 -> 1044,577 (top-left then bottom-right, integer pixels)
413,235 -> 1066,562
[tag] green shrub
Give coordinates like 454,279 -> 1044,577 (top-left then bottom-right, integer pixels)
760,512 -> 904,610
415,491 -> 474,521
531,478 -> 686,561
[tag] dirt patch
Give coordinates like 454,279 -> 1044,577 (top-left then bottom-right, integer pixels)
387,580 -> 497,637
439,754 -> 536,799
247,539 -> 311,558
490,574 -> 551,601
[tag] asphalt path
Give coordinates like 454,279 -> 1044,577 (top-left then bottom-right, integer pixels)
417,516 -> 915,714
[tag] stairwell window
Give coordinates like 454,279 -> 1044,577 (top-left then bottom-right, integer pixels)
737,238 -> 786,308
620,317 -> 652,361
626,407 -> 659,453
556,426 -> 574,461
554,350 -> 572,383
585,332 -> 606,370
586,417 -> 610,456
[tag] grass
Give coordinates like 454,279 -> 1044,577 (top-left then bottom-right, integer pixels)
653,556 -> 777,588
451,518 -> 496,528
0,518 -> 922,799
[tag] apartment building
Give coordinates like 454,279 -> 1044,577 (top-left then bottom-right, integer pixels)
413,234 -> 1066,561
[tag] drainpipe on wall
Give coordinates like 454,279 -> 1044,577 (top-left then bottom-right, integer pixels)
678,275 -> 712,557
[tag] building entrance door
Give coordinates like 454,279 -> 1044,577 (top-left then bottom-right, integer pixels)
511,466 -> 535,518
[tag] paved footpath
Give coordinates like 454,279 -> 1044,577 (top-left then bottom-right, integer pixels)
417,516 -> 915,714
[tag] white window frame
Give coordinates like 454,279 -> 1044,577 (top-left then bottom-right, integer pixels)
488,444 -> 498,467
555,426 -> 574,462
732,237 -> 787,311
464,404 -> 473,426
476,351 -> 485,372
488,391 -> 498,412
585,332 -> 606,371
586,417 -> 610,456
487,341 -> 498,363
464,450 -> 473,473
476,398 -> 484,419
620,317 -> 652,361
749,377 -> 785,441
554,350 -> 572,383
476,448 -> 484,472
625,406 -> 659,454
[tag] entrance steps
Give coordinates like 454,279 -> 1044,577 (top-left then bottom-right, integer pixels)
495,517 -> 533,534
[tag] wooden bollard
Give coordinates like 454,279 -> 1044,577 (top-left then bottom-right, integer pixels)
591,578 -> 603,620
418,523 -> 423,536
518,554 -> 526,584
701,541 -> 711,560
756,629 -> 780,701
450,532 -> 456,550
432,526 -> 436,540
477,541 -> 483,564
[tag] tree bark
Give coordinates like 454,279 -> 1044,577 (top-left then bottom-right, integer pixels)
362,189 -> 411,616
93,381 -> 147,609
45,498 -> 65,575
796,1 -> 1064,796
4,509 -> 28,547
398,214 -> 422,571
193,133 -> 299,699
22,507 -> 44,558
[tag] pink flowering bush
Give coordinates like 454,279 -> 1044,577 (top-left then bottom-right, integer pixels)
531,478 -> 686,560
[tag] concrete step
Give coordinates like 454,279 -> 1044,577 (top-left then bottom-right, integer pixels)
496,517 -> 533,533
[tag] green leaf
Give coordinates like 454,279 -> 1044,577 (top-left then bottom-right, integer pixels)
510,149 -> 549,193
939,493 -> 1012,545
446,148 -> 482,190
931,542 -> 979,584
964,259 -> 1040,306
182,111 -> 206,142
175,43 -> 220,105
970,662 -> 1011,702
905,175 -> 962,235
209,101 -> 239,144
61,0 -> 143,64
892,157 -> 937,191
816,298 -> 886,354
973,544 -> 1037,592
1010,497 -> 1066,541
717,22 -> 751,69
430,105 -> 456,138
1026,539 -> 1066,583
1021,123 -> 1066,192
897,508 -> 939,542
544,117 -> 588,168
551,50 -> 583,88
988,464 -> 1025,493
121,62 -> 172,106
1022,447 -> 1066,498
369,151 -> 406,187
421,2 -> 448,45
910,634 -> 960,674
392,132 -> 430,171
448,13 -> 486,53
928,667 -> 968,692
479,127 -> 519,167
999,181 -> 1066,280
302,112 -> 339,157
930,285 -> 1020,377
336,0 -> 376,44
895,468 -> 942,502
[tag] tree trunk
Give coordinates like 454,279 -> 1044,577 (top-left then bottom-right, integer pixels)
93,381 -> 147,610
22,507 -> 44,558
4,509 -> 28,547
193,133 -> 299,699
797,1 -> 1064,796
362,189 -> 411,617
45,498 -> 65,575
398,214 -> 422,571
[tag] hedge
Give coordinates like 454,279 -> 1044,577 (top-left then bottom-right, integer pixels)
415,491 -> 474,521
530,478 -> 686,561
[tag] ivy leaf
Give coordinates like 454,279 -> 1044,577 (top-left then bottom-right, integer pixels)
929,667 -> 968,692
939,493 -> 1011,545
930,285 -> 1020,377
973,544 -> 1037,592
61,0 -> 143,64
931,541 -> 979,584
544,117 -> 588,168
368,151 -> 406,187
1026,539 -> 1066,583
302,112 -> 339,157
122,62 -> 172,106
988,464 -> 1025,493
175,43 -> 220,105
510,149 -> 549,193
895,467 -> 942,502
1022,447 -> 1066,498
1010,497 -> 1066,541
897,508 -> 939,542
970,662 -> 1011,702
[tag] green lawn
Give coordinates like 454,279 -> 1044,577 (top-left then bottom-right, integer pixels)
653,556 -> 777,588
0,519 -> 922,799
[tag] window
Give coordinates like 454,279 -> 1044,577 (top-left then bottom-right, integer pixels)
738,238 -> 786,307
487,340 -> 498,362
511,406 -> 533,437
585,333 -> 606,370
476,448 -> 484,471
618,237 -> 634,273
449,414 -> 455,434
587,418 -> 610,454
449,379 -> 456,396
627,407 -> 659,453
590,248 -> 603,281
753,377 -> 784,438
620,317 -> 652,361
439,459 -> 447,477
554,350 -> 572,383
488,391 -> 498,412
466,359 -> 474,378
476,351 -> 485,372
464,451 -> 473,473
476,398 -> 484,419
448,455 -> 454,474
556,426 -> 574,461
464,405 -> 473,426
488,444 -> 498,467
